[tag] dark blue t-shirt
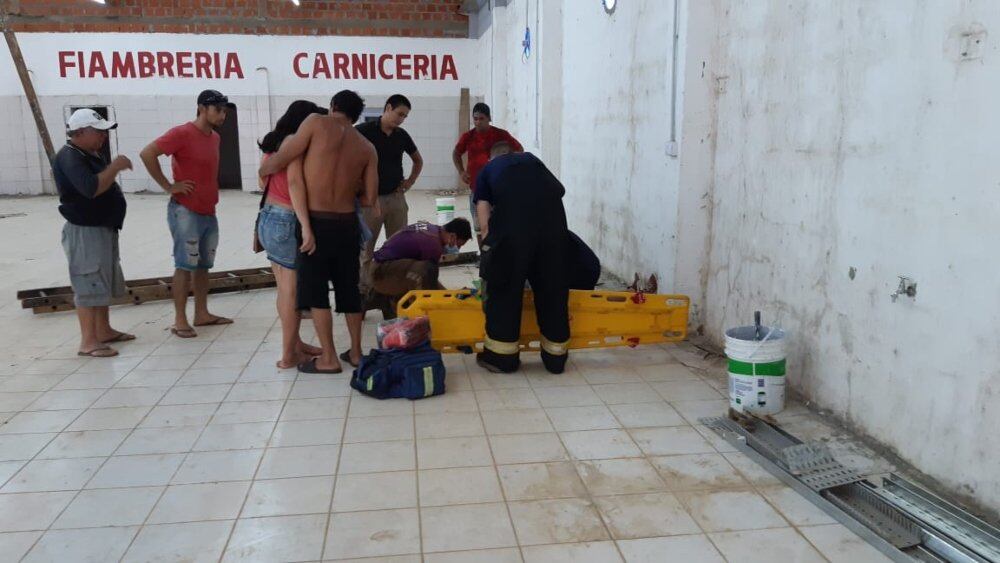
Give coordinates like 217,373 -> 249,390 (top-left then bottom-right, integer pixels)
52,142 -> 126,229
473,152 -> 557,204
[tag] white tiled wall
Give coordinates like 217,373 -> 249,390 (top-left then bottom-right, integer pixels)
0,93 -> 463,195
266,94 -> 463,191
0,96 -> 52,195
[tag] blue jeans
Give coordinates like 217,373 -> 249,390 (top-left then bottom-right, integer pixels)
257,204 -> 299,270
167,199 -> 218,271
356,199 -> 373,247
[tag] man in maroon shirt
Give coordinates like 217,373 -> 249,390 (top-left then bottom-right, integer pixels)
452,103 -> 522,239
140,90 -> 235,338
368,218 -> 472,319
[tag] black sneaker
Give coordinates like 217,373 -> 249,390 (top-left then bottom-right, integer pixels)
476,350 -> 520,373
540,350 -> 568,374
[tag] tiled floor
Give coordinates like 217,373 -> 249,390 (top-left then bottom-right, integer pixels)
0,192 -> 897,561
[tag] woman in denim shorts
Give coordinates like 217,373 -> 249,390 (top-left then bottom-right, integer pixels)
257,101 -> 328,368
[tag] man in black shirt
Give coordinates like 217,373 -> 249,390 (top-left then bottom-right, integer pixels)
53,109 -> 134,357
474,143 -> 571,374
568,231 -> 601,291
356,94 -> 423,293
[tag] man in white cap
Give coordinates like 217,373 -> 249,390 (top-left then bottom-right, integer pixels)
52,108 -> 135,357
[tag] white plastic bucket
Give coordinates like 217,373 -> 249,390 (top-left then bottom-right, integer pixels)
435,197 -> 456,225
725,325 -> 787,415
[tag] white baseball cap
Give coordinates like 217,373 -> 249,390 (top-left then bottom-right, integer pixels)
67,108 -> 117,132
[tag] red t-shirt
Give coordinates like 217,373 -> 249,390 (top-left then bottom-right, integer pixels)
261,153 -> 291,207
454,126 -> 523,190
155,122 -> 221,215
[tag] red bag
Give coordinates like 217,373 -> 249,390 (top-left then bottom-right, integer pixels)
377,317 -> 430,350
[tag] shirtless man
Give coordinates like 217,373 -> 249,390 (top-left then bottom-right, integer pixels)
259,90 -> 378,374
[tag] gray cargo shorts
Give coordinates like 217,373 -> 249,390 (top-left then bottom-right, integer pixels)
62,223 -> 126,307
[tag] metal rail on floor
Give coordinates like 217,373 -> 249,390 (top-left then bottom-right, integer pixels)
17,268 -> 278,314
701,414 -> 1000,563
16,252 -> 480,315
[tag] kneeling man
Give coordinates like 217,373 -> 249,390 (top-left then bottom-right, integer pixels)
369,218 -> 472,318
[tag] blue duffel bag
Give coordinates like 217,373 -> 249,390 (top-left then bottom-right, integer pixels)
350,342 -> 446,400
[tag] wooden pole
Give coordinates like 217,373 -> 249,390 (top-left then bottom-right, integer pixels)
458,87 -> 470,193
459,87 -> 471,134
2,17 -> 56,164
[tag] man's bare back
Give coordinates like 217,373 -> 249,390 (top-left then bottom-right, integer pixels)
299,115 -> 377,213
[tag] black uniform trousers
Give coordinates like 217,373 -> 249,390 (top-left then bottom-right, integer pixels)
480,222 -> 570,374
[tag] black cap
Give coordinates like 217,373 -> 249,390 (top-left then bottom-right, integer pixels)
197,89 -> 235,108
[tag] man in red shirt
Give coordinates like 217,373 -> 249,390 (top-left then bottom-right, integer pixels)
452,103 -> 522,239
140,90 -> 235,338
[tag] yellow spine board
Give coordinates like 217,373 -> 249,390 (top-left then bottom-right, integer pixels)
397,289 -> 690,353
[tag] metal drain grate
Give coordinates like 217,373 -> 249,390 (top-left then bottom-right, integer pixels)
800,467 -> 864,491
782,442 -> 838,474
826,483 -> 922,549
703,413 -> 1000,562
782,442 -> 863,491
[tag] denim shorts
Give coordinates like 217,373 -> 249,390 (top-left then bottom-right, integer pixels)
257,203 -> 299,269
167,199 -> 218,271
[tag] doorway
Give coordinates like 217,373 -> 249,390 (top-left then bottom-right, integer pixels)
361,107 -> 381,125
216,105 -> 242,189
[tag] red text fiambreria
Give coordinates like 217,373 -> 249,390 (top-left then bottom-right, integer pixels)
294,52 -> 458,80
58,51 -> 245,79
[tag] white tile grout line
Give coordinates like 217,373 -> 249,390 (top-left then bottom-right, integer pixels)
636,352 -> 839,562
468,362 -> 527,562
112,304 -> 263,562
3,339 -> 839,561
316,364 -> 356,561
19,298 -> 261,561
217,320 -> 305,561
3,325 -> 218,557
0,326 -> 189,499
524,362 -> 631,562
113,301 -> 278,558
412,368 -> 425,560
647,350 -> 837,561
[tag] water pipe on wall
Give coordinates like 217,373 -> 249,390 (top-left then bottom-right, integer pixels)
667,0 -> 680,157
255,66 -> 272,130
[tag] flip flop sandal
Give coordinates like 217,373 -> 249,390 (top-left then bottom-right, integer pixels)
339,351 -> 360,368
102,332 -> 136,343
170,327 -> 198,339
194,317 -> 234,327
297,358 -> 343,374
78,347 -> 119,358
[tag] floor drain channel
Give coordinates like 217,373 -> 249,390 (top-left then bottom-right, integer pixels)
702,415 -> 1000,563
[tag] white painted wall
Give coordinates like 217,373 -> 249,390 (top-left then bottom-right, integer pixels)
478,0 -> 715,319
559,1 -> 681,285
480,0 -> 999,516
0,33 -> 475,195
705,2 -> 1000,514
